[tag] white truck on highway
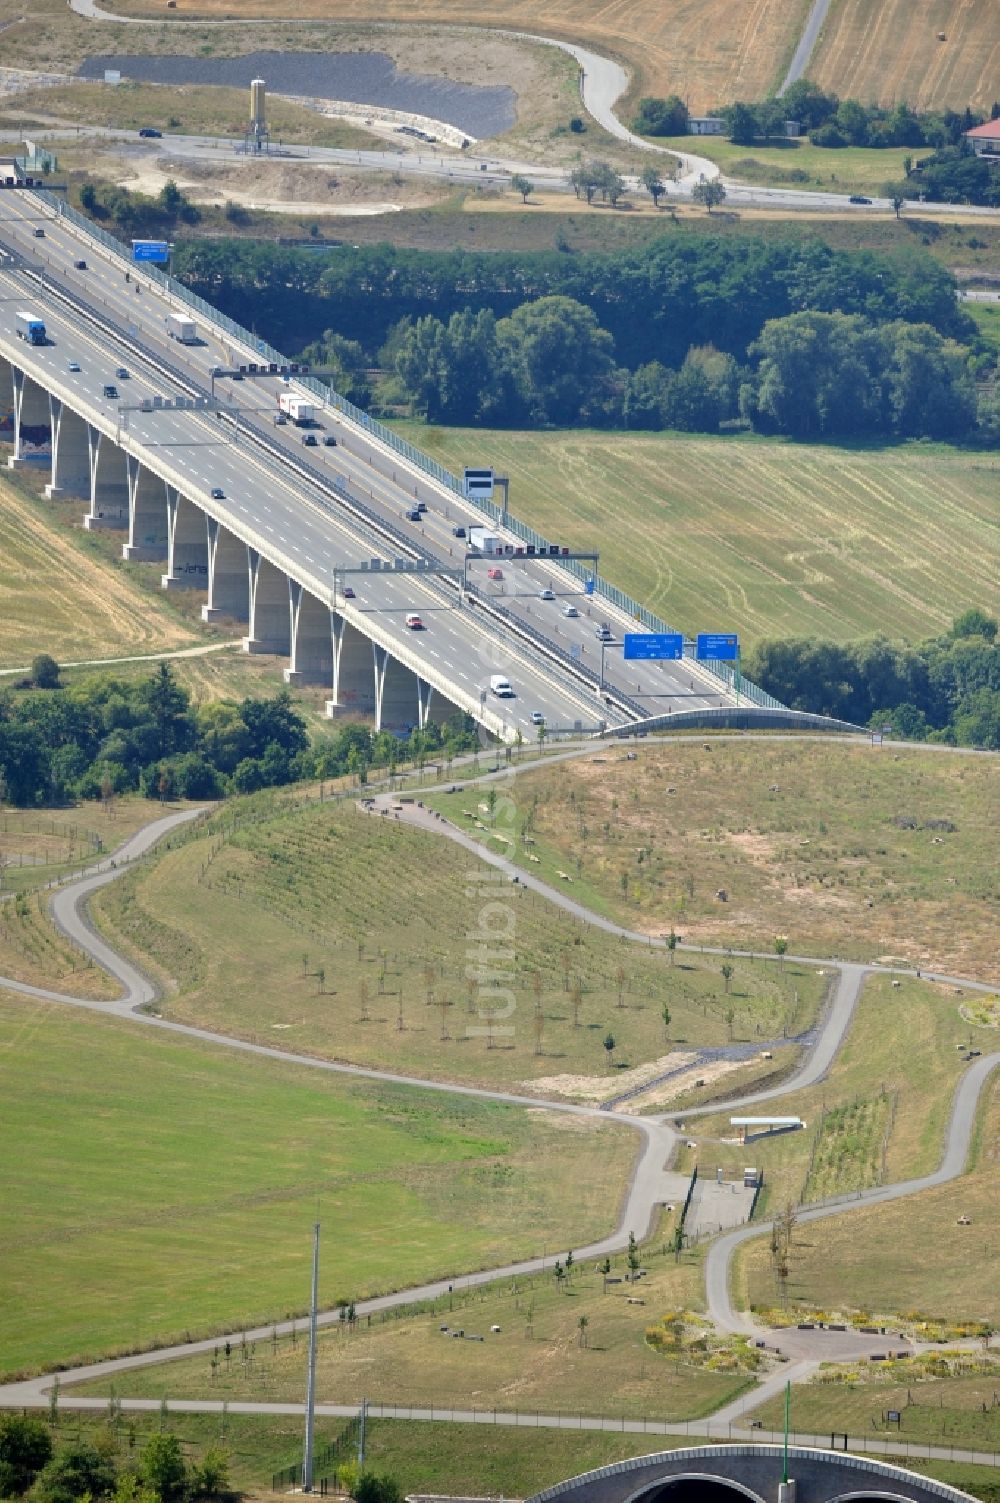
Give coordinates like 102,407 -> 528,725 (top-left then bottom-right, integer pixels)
278,393 -> 315,425
489,674 -> 514,698
469,527 -> 503,555
166,312 -> 198,344
15,310 -> 46,345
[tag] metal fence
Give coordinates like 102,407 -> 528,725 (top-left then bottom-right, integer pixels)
40,193 -> 783,711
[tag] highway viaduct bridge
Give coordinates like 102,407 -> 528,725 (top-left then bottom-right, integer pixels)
0,189 -> 806,743
529,1446 -> 978,1503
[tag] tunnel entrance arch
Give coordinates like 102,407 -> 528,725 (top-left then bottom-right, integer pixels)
636,1480 -> 767,1503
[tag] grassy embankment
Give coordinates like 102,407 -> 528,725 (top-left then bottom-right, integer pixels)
42,1412 -> 1000,1503
0,990 -> 637,1377
735,1071 -> 1000,1323
88,794 -> 827,1096
746,1359 -> 1000,1453
45,0 -> 804,119
426,741 -> 1000,982
395,426 -> 1000,652
0,473 -> 203,670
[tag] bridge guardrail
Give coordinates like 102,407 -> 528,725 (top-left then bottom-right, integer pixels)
465,586 -> 643,722
39,192 -> 782,712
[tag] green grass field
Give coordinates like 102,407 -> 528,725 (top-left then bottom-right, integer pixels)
0,992 -> 637,1377
652,136 -> 914,197
395,427 -> 999,649
87,793 -> 827,1099
71,1223 -> 755,1424
468,741 -> 1000,982
965,301 -> 1000,355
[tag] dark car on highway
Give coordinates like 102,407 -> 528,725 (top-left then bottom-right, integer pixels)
138,128 -> 162,138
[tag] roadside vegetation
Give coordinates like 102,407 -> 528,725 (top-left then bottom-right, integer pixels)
0,992 -> 636,1377
10,81 -> 381,150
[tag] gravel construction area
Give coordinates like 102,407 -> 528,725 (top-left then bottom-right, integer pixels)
77,49 -> 516,137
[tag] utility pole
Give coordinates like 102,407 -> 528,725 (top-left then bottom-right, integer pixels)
302,1222 -> 320,1493
358,1396 -> 367,1469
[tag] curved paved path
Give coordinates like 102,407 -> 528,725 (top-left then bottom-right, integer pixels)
0,760 -> 997,1404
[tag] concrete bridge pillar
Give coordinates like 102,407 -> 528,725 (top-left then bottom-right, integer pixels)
7,367 -> 51,469
284,582 -> 333,686
326,615 -> 376,717
244,547 -> 290,656
202,518 -> 249,624
417,678 -> 435,729
162,488 -> 209,589
373,643 -> 420,733
123,455 -> 169,562
85,427 -> 128,530
0,355 -> 13,438
45,396 -> 91,498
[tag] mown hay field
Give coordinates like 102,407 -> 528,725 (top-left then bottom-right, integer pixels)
810,0 -> 1000,113
0,476 -> 200,668
399,428 -> 1000,651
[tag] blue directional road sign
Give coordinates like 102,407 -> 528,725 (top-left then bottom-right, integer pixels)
584,577 -> 596,595
131,239 -> 170,263
697,632 -> 739,661
624,632 -> 684,661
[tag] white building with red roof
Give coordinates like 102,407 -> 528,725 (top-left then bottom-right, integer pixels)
963,120 -> 1000,157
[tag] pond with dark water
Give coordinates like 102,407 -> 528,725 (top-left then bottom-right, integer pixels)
77,50 -> 516,138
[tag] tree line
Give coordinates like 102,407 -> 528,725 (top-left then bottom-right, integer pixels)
632,83 -> 1000,207
171,233 -> 972,375
0,664 -> 479,808
0,1413 -> 226,1503
745,610 -> 1000,747
384,301 -> 992,440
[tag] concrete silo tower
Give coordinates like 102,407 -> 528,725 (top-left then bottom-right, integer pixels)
245,77 -> 269,154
